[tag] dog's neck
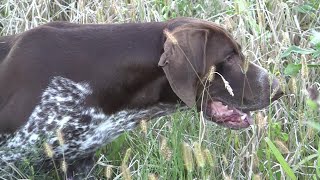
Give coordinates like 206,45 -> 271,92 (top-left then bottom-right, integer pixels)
83,25 -> 180,115
91,66 -> 179,115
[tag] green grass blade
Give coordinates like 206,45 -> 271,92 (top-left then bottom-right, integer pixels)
265,137 -> 297,180
292,154 -> 318,171
281,46 -> 316,58
317,141 -> 320,177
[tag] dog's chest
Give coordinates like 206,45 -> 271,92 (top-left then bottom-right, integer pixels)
0,77 -> 175,163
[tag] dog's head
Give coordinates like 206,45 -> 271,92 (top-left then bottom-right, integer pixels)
159,18 -> 283,129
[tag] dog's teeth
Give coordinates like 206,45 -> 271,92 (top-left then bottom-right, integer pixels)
241,114 -> 247,120
226,110 -> 233,115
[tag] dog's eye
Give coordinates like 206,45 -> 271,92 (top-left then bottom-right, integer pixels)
225,54 -> 233,62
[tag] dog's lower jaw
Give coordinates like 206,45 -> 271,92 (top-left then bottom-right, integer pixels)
203,100 -> 253,129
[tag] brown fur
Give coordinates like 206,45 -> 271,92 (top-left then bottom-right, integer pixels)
0,17 -> 284,179
0,17 -> 283,133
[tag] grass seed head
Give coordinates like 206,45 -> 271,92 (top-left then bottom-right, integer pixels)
122,148 -> 132,165
193,142 -> 205,168
140,119 -> 148,136
208,65 -> 216,82
289,77 -> 297,95
253,174 -> 261,180
61,160 -> 67,173
160,137 -> 172,161
43,142 -> 54,158
222,154 -> 228,166
301,56 -> 309,80
242,58 -> 249,74
105,165 -> 113,179
203,148 -> 215,167
256,112 -> 267,130
306,127 -> 315,140
56,128 -> 65,146
223,174 -> 232,180
274,140 -> 289,154
121,164 -> 132,180
182,142 -> 194,172
148,173 -> 158,180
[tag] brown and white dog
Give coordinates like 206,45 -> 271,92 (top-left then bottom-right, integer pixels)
0,17 -> 283,178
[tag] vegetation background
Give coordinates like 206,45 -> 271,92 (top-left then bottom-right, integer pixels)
0,0 -> 319,179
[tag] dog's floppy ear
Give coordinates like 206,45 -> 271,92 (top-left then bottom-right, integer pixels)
159,26 -> 208,107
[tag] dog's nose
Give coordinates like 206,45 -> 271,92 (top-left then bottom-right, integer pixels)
271,78 -> 284,101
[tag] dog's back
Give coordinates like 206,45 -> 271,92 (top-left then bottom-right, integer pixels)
0,21 -> 167,133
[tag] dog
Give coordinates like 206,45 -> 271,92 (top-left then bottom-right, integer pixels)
0,17 -> 283,178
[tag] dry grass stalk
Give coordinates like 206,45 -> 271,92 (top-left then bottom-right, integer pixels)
252,153 -> 260,171
163,29 -> 178,45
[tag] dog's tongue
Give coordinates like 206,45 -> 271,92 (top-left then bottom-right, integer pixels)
206,101 -> 253,129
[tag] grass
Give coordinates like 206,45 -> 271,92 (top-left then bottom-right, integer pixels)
0,0 -> 320,179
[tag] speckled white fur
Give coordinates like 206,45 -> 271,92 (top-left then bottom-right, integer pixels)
0,76 -> 175,165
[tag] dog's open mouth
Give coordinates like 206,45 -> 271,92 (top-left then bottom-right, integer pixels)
205,101 -> 253,129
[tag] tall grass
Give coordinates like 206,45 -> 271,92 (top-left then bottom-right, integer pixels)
0,0 -> 319,179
